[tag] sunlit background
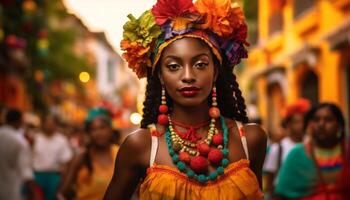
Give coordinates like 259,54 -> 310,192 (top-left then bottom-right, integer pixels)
1,0 -> 350,199
1,0 -> 349,138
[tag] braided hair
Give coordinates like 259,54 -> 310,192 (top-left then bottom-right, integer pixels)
140,43 -> 249,128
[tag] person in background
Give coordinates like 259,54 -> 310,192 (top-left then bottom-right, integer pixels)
57,108 -> 118,200
264,99 -> 310,199
32,114 -> 72,200
275,103 -> 350,199
0,108 -> 38,200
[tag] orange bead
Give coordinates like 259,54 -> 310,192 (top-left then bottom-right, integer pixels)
209,107 -> 220,118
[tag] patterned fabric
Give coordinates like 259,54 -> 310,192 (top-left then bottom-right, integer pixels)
275,140 -> 350,200
75,145 -> 118,200
314,145 -> 342,186
139,159 -> 263,200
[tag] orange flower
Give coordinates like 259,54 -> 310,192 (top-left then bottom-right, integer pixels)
195,0 -> 246,39
120,40 -> 151,78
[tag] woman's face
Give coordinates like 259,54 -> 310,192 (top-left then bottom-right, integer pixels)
312,107 -> 340,145
89,117 -> 112,147
159,38 -> 216,107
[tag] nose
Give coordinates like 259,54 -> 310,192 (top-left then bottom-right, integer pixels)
181,65 -> 195,84
315,118 -> 325,129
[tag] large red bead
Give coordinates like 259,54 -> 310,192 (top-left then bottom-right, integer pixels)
179,151 -> 191,164
208,149 -> 223,165
159,105 -> 168,113
190,156 -> 208,173
212,134 -> 223,146
197,143 -> 210,156
209,107 -> 220,118
157,114 -> 168,125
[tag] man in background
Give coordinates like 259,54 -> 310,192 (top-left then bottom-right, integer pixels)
0,108 -> 37,200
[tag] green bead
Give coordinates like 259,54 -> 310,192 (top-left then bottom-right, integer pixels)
172,155 -> 179,162
197,174 -> 207,183
187,170 -> 195,178
222,158 -> 229,167
222,149 -> 229,157
169,150 -> 175,156
217,167 -> 224,175
177,161 -> 186,171
209,172 -> 218,180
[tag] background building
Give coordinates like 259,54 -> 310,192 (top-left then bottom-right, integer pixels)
240,0 -> 350,134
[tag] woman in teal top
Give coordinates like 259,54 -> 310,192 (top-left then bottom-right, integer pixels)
275,103 -> 350,200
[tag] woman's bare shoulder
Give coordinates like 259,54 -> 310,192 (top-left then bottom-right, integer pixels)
243,124 -> 267,145
118,128 -> 152,166
243,123 -> 267,159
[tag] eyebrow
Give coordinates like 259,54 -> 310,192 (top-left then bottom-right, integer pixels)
164,53 -> 210,62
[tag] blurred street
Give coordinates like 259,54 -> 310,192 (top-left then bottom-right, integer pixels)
0,0 -> 350,200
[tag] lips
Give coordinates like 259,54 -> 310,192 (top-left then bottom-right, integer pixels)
179,86 -> 200,97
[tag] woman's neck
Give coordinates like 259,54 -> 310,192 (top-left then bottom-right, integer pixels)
171,102 -> 210,125
313,138 -> 342,149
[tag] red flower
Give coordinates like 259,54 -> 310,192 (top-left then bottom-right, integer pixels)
151,0 -> 197,25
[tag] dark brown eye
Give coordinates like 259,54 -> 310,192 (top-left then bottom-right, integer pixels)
195,62 -> 209,69
167,63 -> 180,71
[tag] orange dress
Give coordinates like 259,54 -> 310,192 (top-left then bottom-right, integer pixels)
139,122 -> 263,200
75,145 -> 118,200
140,159 -> 263,200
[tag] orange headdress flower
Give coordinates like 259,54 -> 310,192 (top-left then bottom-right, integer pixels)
195,0 -> 247,41
120,40 -> 150,78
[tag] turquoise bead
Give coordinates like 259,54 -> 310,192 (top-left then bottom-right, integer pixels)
187,170 -> 195,178
222,158 -> 229,167
172,155 -> 179,162
197,174 -> 207,183
169,149 -> 175,156
222,149 -> 229,157
217,167 -> 224,175
209,172 -> 218,180
177,161 -> 186,171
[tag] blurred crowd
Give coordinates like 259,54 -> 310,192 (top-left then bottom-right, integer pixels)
1,99 -> 349,200
263,100 -> 350,200
0,105 -> 121,200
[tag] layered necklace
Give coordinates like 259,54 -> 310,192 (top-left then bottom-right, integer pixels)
165,115 -> 229,183
156,85 -> 230,183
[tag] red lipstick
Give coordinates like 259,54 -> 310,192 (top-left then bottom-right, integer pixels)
179,86 -> 200,97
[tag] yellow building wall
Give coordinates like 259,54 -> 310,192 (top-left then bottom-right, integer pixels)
243,0 -> 350,127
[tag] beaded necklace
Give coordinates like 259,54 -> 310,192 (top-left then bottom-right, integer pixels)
165,115 -> 229,184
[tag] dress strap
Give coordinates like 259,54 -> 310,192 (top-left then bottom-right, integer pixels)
150,136 -> 159,166
236,121 -> 249,160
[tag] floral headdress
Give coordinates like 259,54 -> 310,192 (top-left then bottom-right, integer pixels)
120,0 -> 249,78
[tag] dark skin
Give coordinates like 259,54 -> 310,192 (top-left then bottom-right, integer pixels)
104,38 -> 267,200
312,107 -> 341,148
57,117 -> 115,198
287,113 -> 305,142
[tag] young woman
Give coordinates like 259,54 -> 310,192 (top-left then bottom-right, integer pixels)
57,108 -> 118,200
275,103 -> 350,199
104,0 -> 267,199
